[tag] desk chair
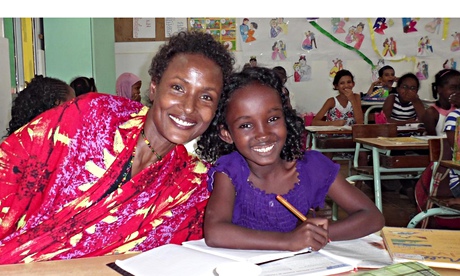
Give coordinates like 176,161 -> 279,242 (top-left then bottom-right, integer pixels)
407,138 -> 460,228
332,123 -> 428,220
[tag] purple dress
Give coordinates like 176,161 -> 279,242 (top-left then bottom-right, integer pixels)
207,150 -> 339,232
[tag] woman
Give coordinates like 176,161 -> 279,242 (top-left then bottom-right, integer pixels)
0,31 -> 234,264
6,75 -> 76,136
116,72 -> 142,102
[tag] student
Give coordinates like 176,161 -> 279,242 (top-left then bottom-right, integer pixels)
272,66 -> 293,110
363,65 -> 398,100
70,76 -> 97,97
312,69 -> 363,126
6,75 -> 75,136
116,72 -> 142,102
422,69 -> 460,136
196,67 -> 384,251
381,72 -> 426,126
0,30 -> 234,264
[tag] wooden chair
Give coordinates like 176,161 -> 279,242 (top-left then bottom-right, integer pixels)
331,123 -> 429,220
407,138 -> 460,228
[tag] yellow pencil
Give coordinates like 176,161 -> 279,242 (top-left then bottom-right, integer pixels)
276,195 -> 307,222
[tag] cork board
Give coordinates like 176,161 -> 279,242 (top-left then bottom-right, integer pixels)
114,18 -> 165,42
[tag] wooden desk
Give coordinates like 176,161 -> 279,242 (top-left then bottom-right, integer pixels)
353,137 -> 429,212
1,249 -> 457,276
305,125 -> 353,153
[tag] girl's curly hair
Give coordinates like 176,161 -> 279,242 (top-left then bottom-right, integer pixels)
196,66 -> 306,163
6,75 -> 72,136
148,31 -> 234,87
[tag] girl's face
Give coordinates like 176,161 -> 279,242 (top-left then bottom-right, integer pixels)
131,81 -> 142,102
380,69 -> 396,88
397,77 -> 419,102
149,53 -> 223,145
334,75 -> 355,93
438,76 -> 460,102
220,83 -> 287,168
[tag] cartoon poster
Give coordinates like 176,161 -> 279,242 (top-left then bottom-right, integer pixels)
189,18 -> 237,51
239,18 -> 259,43
343,21 -> 365,50
269,18 -> 288,38
293,55 -> 311,82
301,30 -> 317,51
402,18 -> 418,33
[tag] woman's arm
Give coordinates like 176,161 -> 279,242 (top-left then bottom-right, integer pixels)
204,172 -> 329,252
327,173 -> 385,241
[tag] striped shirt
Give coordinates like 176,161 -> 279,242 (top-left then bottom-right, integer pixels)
443,108 -> 460,197
390,94 -> 417,121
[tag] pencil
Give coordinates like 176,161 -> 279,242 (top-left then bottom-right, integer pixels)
276,195 -> 307,222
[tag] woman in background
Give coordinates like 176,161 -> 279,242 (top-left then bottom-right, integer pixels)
116,72 -> 142,102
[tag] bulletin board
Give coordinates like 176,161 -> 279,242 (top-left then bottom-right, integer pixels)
114,18 -> 166,42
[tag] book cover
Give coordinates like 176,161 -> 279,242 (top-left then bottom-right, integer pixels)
381,226 -> 460,270
454,117 -> 460,162
356,261 -> 440,276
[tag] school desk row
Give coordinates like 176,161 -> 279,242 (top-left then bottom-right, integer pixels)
305,124 -> 430,214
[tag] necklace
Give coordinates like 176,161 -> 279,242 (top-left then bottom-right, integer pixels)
119,148 -> 136,188
141,129 -> 162,161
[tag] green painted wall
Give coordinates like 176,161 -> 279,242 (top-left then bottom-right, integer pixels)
43,18 -> 115,94
3,18 -> 15,89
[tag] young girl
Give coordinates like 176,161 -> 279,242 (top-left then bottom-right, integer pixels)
196,67 -> 384,251
422,69 -> 460,135
312,69 -> 363,126
382,72 -> 426,126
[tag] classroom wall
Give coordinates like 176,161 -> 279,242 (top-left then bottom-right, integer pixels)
115,17 -> 460,115
43,18 -> 116,94
0,37 -> 12,139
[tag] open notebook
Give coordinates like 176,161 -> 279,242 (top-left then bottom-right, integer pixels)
112,234 -> 392,276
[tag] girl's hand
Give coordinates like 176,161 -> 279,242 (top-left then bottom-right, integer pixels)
449,93 -> 460,107
343,88 -> 354,100
331,120 -> 347,126
287,218 -> 329,251
404,91 -> 420,102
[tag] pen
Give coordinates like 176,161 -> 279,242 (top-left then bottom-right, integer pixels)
276,195 -> 307,221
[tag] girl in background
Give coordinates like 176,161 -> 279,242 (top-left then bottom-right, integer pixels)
422,69 -> 460,136
312,69 -> 363,126
6,75 -> 75,136
196,67 -> 384,251
116,72 -> 142,102
70,76 -> 97,97
382,72 -> 426,126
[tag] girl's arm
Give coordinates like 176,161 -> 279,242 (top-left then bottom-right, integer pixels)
411,97 -> 426,123
350,94 -> 364,124
421,106 -> 439,135
381,94 -> 395,122
327,173 -> 385,241
311,98 -> 346,126
204,172 -> 329,252
366,80 -> 380,96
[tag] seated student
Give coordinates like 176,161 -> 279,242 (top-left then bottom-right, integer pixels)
422,69 -> 460,136
312,70 -> 363,126
272,66 -> 293,110
441,108 -> 460,206
196,67 -> 384,251
381,72 -> 426,126
116,72 -> 142,102
363,65 -> 398,101
70,76 -> 98,97
6,75 -> 75,137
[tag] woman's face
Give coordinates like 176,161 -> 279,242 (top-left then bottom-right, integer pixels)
149,53 -> 223,145
131,81 -> 142,102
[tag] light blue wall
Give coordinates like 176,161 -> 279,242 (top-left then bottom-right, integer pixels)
43,18 -> 115,94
